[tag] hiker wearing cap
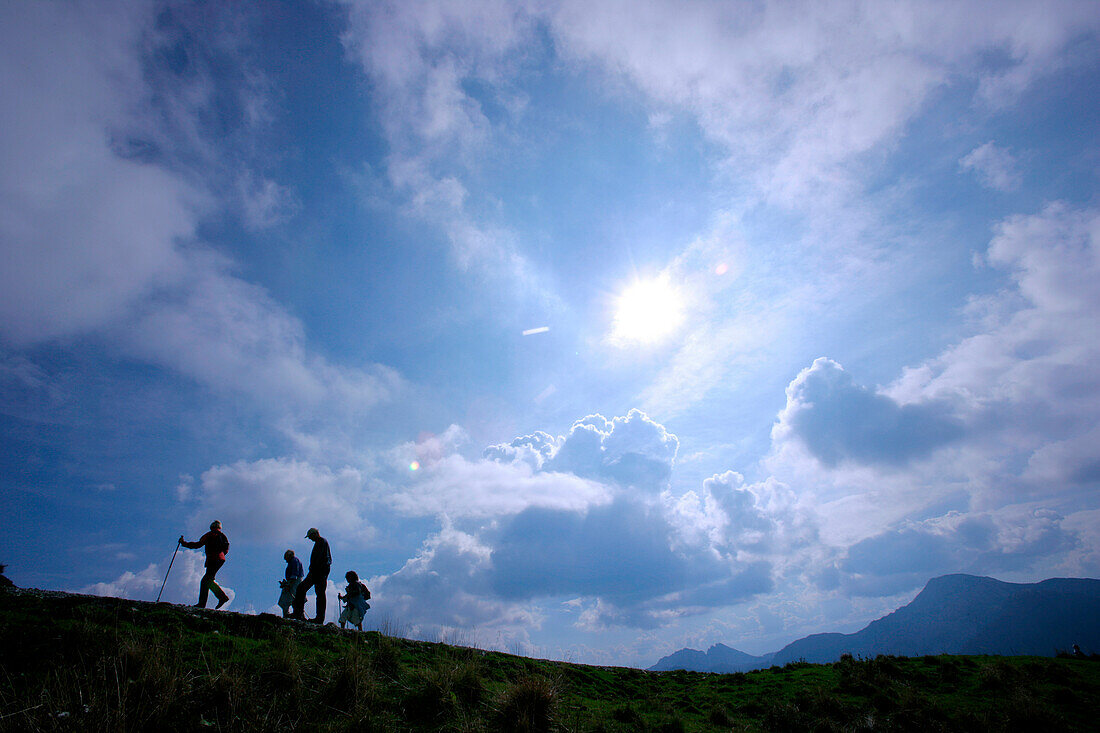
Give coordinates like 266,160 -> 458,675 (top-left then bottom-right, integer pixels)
277,549 -> 304,618
180,520 -> 230,610
292,528 -> 331,622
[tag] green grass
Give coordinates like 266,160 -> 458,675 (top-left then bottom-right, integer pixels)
2,590 -> 1099,731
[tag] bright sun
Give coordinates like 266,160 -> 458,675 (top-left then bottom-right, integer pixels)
611,276 -> 685,346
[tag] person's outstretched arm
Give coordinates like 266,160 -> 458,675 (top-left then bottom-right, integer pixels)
180,534 -> 204,550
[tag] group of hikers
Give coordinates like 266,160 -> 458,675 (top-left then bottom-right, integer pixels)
179,521 -> 370,630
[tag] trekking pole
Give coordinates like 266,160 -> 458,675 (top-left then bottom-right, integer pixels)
157,539 -> 181,603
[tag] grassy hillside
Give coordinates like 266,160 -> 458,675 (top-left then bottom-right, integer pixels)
2,589 -> 1098,731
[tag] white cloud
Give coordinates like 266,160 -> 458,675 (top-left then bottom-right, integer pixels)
959,141 -> 1022,191
377,411 -> 786,630
484,409 -> 682,492
81,549 -> 235,608
886,203 -> 1100,498
754,202 -> 1100,546
838,506 -> 1079,597
747,201 -> 1100,598
543,409 -> 680,490
377,491 -> 775,632
236,171 -> 300,230
391,454 -> 613,519
339,0 -> 528,155
0,1 -> 197,345
483,430 -> 559,470
1023,426 -> 1100,487
184,458 -> 369,544
338,1 -> 558,303
774,357 -> 964,467
122,260 -> 402,417
543,0 -> 1099,206
371,521 -> 542,639
0,1 -> 401,428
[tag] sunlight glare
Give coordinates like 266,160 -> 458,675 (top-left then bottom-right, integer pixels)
611,276 -> 685,346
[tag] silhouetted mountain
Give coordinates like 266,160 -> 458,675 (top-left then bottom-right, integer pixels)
651,574 -> 1100,671
649,643 -> 773,673
772,574 -> 1100,664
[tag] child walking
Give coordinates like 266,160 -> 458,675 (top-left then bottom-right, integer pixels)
337,570 -> 370,631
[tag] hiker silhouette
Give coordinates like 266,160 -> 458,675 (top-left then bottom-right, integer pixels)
278,549 -> 304,618
180,520 -> 230,609
338,570 -> 370,630
292,527 -> 331,623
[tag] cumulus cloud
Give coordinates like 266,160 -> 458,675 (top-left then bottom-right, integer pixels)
375,410 -> 779,630
488,492 -> 775,629
388,409 -> 677,522
886,203 -> 1100,497
81,549 -> 234,607
491,499 -> 695,605
485,409 -> 681,491
391,454 -> 612,519
376,495 -> 775,632
839,507 -> 1079,596
372,522 -> 541,639
748,202 -> 1100,598
762,195 -> 1100,585
182,458 -> 368,544
774,357 -> 964,467
959,141 -> 1022,191
482,430 -> 558,470
701,471 -> 782,551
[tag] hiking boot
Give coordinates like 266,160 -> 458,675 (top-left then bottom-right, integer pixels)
215,598 -> 228,610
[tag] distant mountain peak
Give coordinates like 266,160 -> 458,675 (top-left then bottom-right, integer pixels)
651,574 -> 1100,672
650,642 -> 773,673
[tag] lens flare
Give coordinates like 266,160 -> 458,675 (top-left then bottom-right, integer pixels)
409,461 -> 420,471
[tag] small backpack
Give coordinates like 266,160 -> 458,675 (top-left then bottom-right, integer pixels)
360,582 -> 370,600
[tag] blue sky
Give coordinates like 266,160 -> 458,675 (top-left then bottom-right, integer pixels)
2,0 -> 1100,666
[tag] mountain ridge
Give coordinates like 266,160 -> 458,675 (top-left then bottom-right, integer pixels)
650,573 -> 1100,672
648,642 -> 774,673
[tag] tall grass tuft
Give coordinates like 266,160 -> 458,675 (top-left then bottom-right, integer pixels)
367,632 -> 403,679
404,666 -> 461,725
493,674 -> 557,733
325,643 -> 382,721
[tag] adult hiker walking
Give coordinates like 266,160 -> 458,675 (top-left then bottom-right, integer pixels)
277,549 -> 304,618
292,527 -> 331,623
180,520 -> 230,609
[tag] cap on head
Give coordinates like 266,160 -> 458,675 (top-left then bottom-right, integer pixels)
210,520 -> 222,530
305,527 -> 319,539
284,549 -> 294,561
